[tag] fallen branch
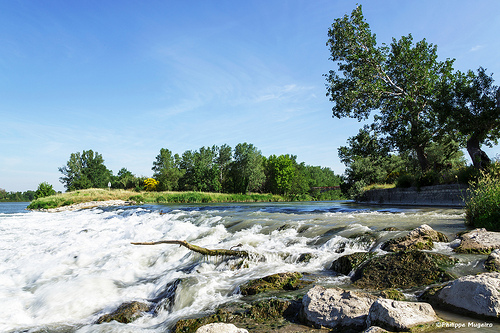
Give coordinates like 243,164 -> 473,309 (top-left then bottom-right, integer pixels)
131,240 -> 249,258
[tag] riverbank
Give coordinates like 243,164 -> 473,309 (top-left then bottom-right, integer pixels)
27,188 -> 287,210
357,184 -> 470,207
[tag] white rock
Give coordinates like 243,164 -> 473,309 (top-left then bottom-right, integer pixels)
302,285 -> 376,329
367,298 -> 438,331
195,323 -> 248,333
436,272 -> 500,317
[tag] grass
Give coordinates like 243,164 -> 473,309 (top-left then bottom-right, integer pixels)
27,188 -> 286,210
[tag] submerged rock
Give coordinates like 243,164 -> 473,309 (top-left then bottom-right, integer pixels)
420,272 -> 500,318
485,249 -> 500,272
367,298 -> 439,331
330,252 -> 374,275
301,285 -> 377,330
239,272 -> 307,296
352,250 -> 456,290
454,228 -> 500,254
96,301 -> 151,324
381,224 -> 448,252
195,323 -> 248,333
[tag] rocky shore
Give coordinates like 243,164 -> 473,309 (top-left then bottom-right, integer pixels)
94,225 -> 500,332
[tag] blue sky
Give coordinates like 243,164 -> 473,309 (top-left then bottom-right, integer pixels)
1,0 -> 499,192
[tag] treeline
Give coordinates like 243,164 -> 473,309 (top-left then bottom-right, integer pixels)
0,189 -> 36,202
58,143 -> 343,201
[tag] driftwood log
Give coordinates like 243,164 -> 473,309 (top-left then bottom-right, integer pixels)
131,240 -> 249,258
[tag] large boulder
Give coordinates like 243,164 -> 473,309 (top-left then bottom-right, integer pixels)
367,298 -> 439,331
454,228 -> 500,254
301,285 -> 377,330
352,250 -> 456,290
421,272 -> 500,318
381,224 -> 448,252
195,323 -> 248,333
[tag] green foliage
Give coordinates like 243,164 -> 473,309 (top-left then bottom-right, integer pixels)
113,168 -> 140,189
326,5 -> 455,170
59,150 -> 112,191
436,67 -> 500,169
230,143 -> 265,194
465,162 -> 500,230
35,182 -> 56,199
264,154 -> 297,195
152,148 -> 184,191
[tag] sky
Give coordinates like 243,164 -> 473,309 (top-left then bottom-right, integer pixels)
1,0 -> 500,192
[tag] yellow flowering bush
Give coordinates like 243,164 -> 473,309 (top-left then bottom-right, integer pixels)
144,178 -> 159,191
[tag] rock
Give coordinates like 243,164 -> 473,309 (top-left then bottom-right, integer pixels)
485,249 -> 500,272
96,301 -> 151,324
301,285 -> 377,330
239,272 -> 306,296
454,228 -> 500,254
330,252 -> 374,275
367,298 -> 439,331
381,224 -> 448,252
195,323 -> 248,333
420,272 -> 500,318
352,250 -> 456,290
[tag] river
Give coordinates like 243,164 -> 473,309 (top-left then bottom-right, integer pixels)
0,201 -> 495,332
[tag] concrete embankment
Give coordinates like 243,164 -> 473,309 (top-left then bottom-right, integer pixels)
357,184 -> 470,207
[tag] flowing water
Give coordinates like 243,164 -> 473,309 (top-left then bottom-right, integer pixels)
0,201 -> 496,332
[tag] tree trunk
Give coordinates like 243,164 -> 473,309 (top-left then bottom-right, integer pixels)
131,240 -> 249,258
414,145 -> 430,171
467,135 -> 491,170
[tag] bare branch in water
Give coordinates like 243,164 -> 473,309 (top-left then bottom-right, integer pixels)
131,240 -> 249,258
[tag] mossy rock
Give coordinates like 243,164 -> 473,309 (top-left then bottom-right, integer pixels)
381,225 -> 449,252
379,289 -> 406,301
484,250 -> 500,272
352,250 -> 457,290
172,299 -> 300,333
330,252 -> 375,275
239,272 -> 307,296
172,308 -> 235,333
96,301 -> 151,324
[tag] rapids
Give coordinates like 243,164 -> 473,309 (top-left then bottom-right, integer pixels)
0,201 -> 491,332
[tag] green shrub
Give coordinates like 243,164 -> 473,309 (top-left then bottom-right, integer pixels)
396,174 -> 414,188
35,182 -> 56,199
465,162 -> 500,231
457,165 -> 481,184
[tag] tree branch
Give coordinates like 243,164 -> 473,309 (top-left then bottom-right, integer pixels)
131,240 -> 249,258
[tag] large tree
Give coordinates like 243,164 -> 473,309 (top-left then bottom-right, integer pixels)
59,150 -> 112,191
436,67 -> 500,169
325,5 -> 455,170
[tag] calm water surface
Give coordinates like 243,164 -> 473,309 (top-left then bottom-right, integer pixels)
0,201 -> 494,332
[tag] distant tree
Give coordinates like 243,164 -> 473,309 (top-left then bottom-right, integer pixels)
215,144 -> 232,192
152,148 -> 184,191
230,143 -> 265,193
264,154 -> 297,195
35,182 -> 56,199
113,168 -> 139,189
436,67 -> 500,169
59,150 -> 112,191
325,5 -> 455,170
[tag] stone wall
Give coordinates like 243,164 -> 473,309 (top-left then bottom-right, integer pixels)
357,184 -> 470,207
